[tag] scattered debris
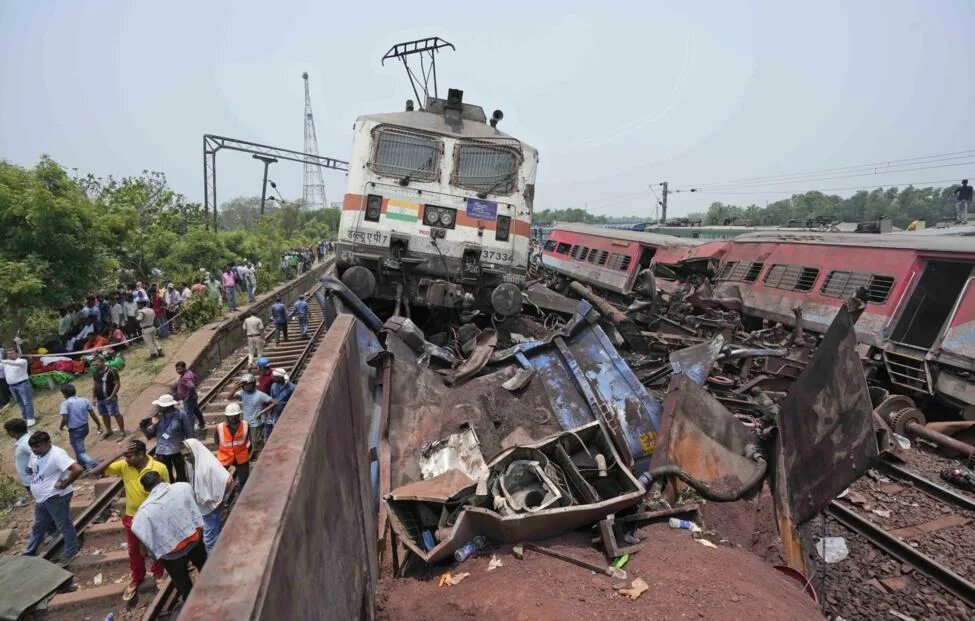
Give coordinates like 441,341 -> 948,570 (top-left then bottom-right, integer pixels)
697,539 -> 718,549
815,537 -> 850,563
615,577 -> 649,600
487,555 -> 503,572
93,573 -> 103,586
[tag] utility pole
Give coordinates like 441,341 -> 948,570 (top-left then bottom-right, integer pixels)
659,181 -> 669,224
302,72 -> 327,210
253,155 -> 277,215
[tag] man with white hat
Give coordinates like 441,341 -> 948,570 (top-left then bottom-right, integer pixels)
145,394 -> 193,482
213,402 -> 252,487
265,368 -> 296,440
225,373 -> 276,452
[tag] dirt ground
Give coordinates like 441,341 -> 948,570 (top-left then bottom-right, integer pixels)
378,523 -> 823,621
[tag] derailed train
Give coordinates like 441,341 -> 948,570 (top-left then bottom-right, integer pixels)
540,223 -> 975,418
337,89 -> 538,317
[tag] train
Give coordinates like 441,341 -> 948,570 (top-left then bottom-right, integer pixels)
540,223 -> 975,418
336,88 -> 538,317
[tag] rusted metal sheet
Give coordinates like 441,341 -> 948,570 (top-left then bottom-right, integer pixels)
179,315 -> 377,621
648,375 -> 764,497
775,306 -> 879,525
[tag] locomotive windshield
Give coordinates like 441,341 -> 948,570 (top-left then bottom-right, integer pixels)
452,142 -> 520,194
371,128 -> 440,180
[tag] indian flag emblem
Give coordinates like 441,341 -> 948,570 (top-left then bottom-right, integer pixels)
386,199 -> 420,222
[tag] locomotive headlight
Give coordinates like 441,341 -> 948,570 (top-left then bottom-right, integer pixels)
424,206 -> 441,226
423,205 -> 456,229
439,210 -> 453,226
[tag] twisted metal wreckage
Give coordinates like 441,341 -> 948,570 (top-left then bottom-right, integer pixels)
311,268 -> 928,585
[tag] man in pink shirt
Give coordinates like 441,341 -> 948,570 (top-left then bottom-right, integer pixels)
221,267 -> 237,311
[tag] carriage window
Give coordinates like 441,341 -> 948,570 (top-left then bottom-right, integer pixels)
370,128 -> 440,181
452,143 -> 521,194
543,240 -> 557,251
717,261 -> 765,283
764,264 -> 820,292
821,271 -> 895,304
588,249 -> 609,265
555,242 -> 571,255
570,245 -> 590,261
607,253 -> 632,271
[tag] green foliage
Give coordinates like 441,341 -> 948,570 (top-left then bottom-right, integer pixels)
180,294 -> 224,331
533,208 -> 645,226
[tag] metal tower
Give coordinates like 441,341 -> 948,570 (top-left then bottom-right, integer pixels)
302,71 -> 327,210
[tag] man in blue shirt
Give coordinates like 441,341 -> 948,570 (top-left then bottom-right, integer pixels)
146,394 -> 194,482
58,384 -> 102,469
293,294 -> 310,339
270,297 -> 289,344
266,368 -> 296,439
225,373 -> 276,450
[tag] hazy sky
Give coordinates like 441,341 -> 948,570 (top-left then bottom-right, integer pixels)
1,1 -> 973,219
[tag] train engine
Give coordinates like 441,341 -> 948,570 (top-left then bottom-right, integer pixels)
337,89 -> 538,318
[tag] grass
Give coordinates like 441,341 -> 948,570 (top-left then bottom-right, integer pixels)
0,330 -> 192,484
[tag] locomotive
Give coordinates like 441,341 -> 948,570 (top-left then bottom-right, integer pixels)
336,88 -> 538,318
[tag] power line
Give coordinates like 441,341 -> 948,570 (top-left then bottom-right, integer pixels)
689,178 -> 959,196
674,148 -> 975,191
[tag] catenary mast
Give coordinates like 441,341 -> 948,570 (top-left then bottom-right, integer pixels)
302,71 -> 327,210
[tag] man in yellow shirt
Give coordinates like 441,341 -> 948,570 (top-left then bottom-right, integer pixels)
88,440 -> 170,600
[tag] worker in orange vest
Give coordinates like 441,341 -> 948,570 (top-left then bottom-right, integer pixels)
214,403 -> 251,487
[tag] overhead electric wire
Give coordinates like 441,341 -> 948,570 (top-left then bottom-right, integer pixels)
689,177 -> 959,195
673,148 -> 975,192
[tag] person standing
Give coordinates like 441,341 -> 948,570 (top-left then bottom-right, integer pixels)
150,287 -> 169,339
4,418 -> 33,491
57,309 -> 73,345
214,403 -> 251,487
137,301 -> 163,359
58,384 -> 102,469
954,179 -> 972,225
294,294 -> 310,339
242,311 -> 265,364
239,263 -> 255,303
270,297 -> 288,344
131,472 -> 206,603
225,374 -> 275,452
3,346 -> 36,427
207,273 -> 222,305
254,358 -> 274,395
110,294 -> 125,329
174,361 -> 205,430
124,293 -> 140,339
222,266 -> 238,311
164,284 -> 182,333
145,394 -> 193,482
22,432 -> 84,565
266,368 -> 296,439
92,355 -> 125,437
183,438 -> 232,553
0,344 -> 9,410
88,440 -> 169,600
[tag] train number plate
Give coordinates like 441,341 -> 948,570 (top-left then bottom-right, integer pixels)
344,230 -> 389,246
480,249 -> 511,263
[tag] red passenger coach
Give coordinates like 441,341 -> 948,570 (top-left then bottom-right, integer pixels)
711,232 -> 975,416
539,223 -> 703,295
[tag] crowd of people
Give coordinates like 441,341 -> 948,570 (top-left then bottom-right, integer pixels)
3,356 -> 297,603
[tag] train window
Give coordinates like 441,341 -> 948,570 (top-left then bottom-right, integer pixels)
764,264 -> 820,292
718,261 -> 764,283
556,242 -> 571,255
370,128 -> 440,181
543,240 -> 557,251
821,271 -> 896,303
570,245 -> 590,261
452,142 -> 521,194
588,250 -> 609,265
607,253 -> 632,271
495,215 -> 511,241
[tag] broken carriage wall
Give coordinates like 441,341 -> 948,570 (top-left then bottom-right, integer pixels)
179,314 -> 378,620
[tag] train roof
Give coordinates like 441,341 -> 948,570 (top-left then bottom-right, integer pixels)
731,230 -> 975,253
356,109 -> 537,152
551,223 -> 704,247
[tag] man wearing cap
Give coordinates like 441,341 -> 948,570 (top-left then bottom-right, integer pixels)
136,301 -> 163,359
214,403 -> 252,486
145,394 -> 193,482
242,311 -> 264,364
88,440 -> 170,600
254,358 -> 274,395
266,369 -> 296,439
294,294 -> 310,339
225,374 -> 276,451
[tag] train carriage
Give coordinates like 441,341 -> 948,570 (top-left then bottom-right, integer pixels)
337,90 -> 538,316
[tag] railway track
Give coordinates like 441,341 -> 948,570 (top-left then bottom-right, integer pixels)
819,452 -> 975,621
33,285 -> 329,621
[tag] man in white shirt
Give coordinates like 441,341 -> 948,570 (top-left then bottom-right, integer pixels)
2,346 -> 35,426
22,432 -> 84,565
242,311 -> 265,364
4,418 -> 33,490
110,294 -> 125,329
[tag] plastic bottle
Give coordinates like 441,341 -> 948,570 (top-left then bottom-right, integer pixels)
453,536 -> 488,562
669,518 -> 701,532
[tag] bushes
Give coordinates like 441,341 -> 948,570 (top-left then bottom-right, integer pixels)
180,294 -> 224,331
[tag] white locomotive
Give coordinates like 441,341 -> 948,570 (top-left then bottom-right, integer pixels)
336,87 -> 538,317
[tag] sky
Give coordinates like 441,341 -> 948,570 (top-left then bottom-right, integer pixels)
1,0 -> 973,220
